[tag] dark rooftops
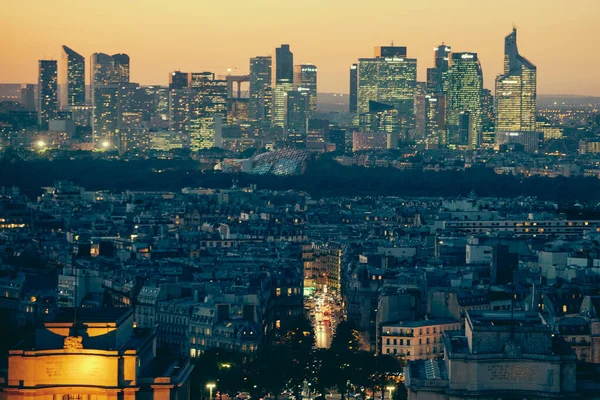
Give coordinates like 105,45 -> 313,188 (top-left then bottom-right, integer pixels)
50,307 -> 133,325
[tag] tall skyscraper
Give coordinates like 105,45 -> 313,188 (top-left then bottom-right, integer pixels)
294,64 -> 317,113
272,81 -> 293,129
112,54 -> 130,83
60,46 -> 85,108
90,53 -> 116,89
287,89 -> 310,139
37,60 -> 58,130
274,44 -> 293,85
356,47 -> 417,130
495,28 -> 537,136
92,84 -> 119,143
349,64 -> 358,113
446,52 -> 483,148
481,88 -> 495,145
426,44 -> 451,92
249,56 -> 272,123
90,52 -> 131,143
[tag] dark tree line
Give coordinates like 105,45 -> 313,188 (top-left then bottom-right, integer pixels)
189,318 -> 406,400
2,151 -> 599,202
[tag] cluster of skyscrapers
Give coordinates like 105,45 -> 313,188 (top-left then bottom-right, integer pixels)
33,28 -> 536,153
350,28 -> 538,150
34,44 -> 318,152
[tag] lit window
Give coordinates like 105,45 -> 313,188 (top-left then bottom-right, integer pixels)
276,288 -> 281,296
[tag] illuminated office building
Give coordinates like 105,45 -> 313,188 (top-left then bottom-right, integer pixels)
274,44 -> 294,85
38,60 -> 58,130
424,93 -> 447,148
188,72 -> 213,89
481,88 -> 495,145
358,100 -> 399,134
356,47 -> 417,126
272,80 -> 293,129
287,89 -> 310,145
249,56 -> 272,123
90,53 -> 116,89
446,52 -> 483,149
112,53 -> 130,83
495,28 -> 537,137
426,43 -> 451,92
190,116 -> 222,151
60,45 -> 85,108
196,78 -> 228,118
349,63 -> 358,113
92,84 -> 120,144
294,64 -> 317,113
91,52 -> 130,139
169,89 -> 193,134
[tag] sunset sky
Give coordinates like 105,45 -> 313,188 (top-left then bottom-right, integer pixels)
1,0 -> 599,95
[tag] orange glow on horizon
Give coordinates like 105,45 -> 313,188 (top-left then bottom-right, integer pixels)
1,0 -> 599,95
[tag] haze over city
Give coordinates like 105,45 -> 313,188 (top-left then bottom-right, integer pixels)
1,0 -> 599,95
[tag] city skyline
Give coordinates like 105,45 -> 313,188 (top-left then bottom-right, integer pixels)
1,0 -> 599,96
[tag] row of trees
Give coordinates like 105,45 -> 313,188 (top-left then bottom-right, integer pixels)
3,150 -> 600,202
189,318 -> 406,400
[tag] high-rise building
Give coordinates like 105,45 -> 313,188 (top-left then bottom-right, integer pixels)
249,56 -> 272,123
37,60 -> 58,130
495,28 -> 537,137
446,52 -> 483,148
188,72 -> 214,89
112,53 -> 130,83
169,71 -> 189,90
92,84 -> 119,143
349,64 -> 358,113
358,100 -> 399,134
20,84 -> 35,110
426,44 -> 451,92
272,81 -> 293,129
169,89 -> 193,134
90,53 -> 116,90
274,44 -> 293,85
294,64 -> 317,113
190,116 -> 222,151
60,46 -> 85,108
287,89 -> 310,145
356,48 -> 417,132
481,88 -> 495,145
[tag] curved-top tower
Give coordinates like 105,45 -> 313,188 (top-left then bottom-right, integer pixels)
495,28 -> 537,134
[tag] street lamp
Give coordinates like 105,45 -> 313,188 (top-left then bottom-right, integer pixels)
386,386 -> 395,400
207,383 -> 216,400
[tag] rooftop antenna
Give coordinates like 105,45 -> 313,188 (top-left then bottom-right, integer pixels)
390,40 -> 394,46
512,22 -> 517,31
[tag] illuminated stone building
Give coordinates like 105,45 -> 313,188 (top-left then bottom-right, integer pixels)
5,308 -> 193,400
405,310 -> 580,399
495,28 -> 537,140
446,52 -> 483,149
380,319 -> 461,360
